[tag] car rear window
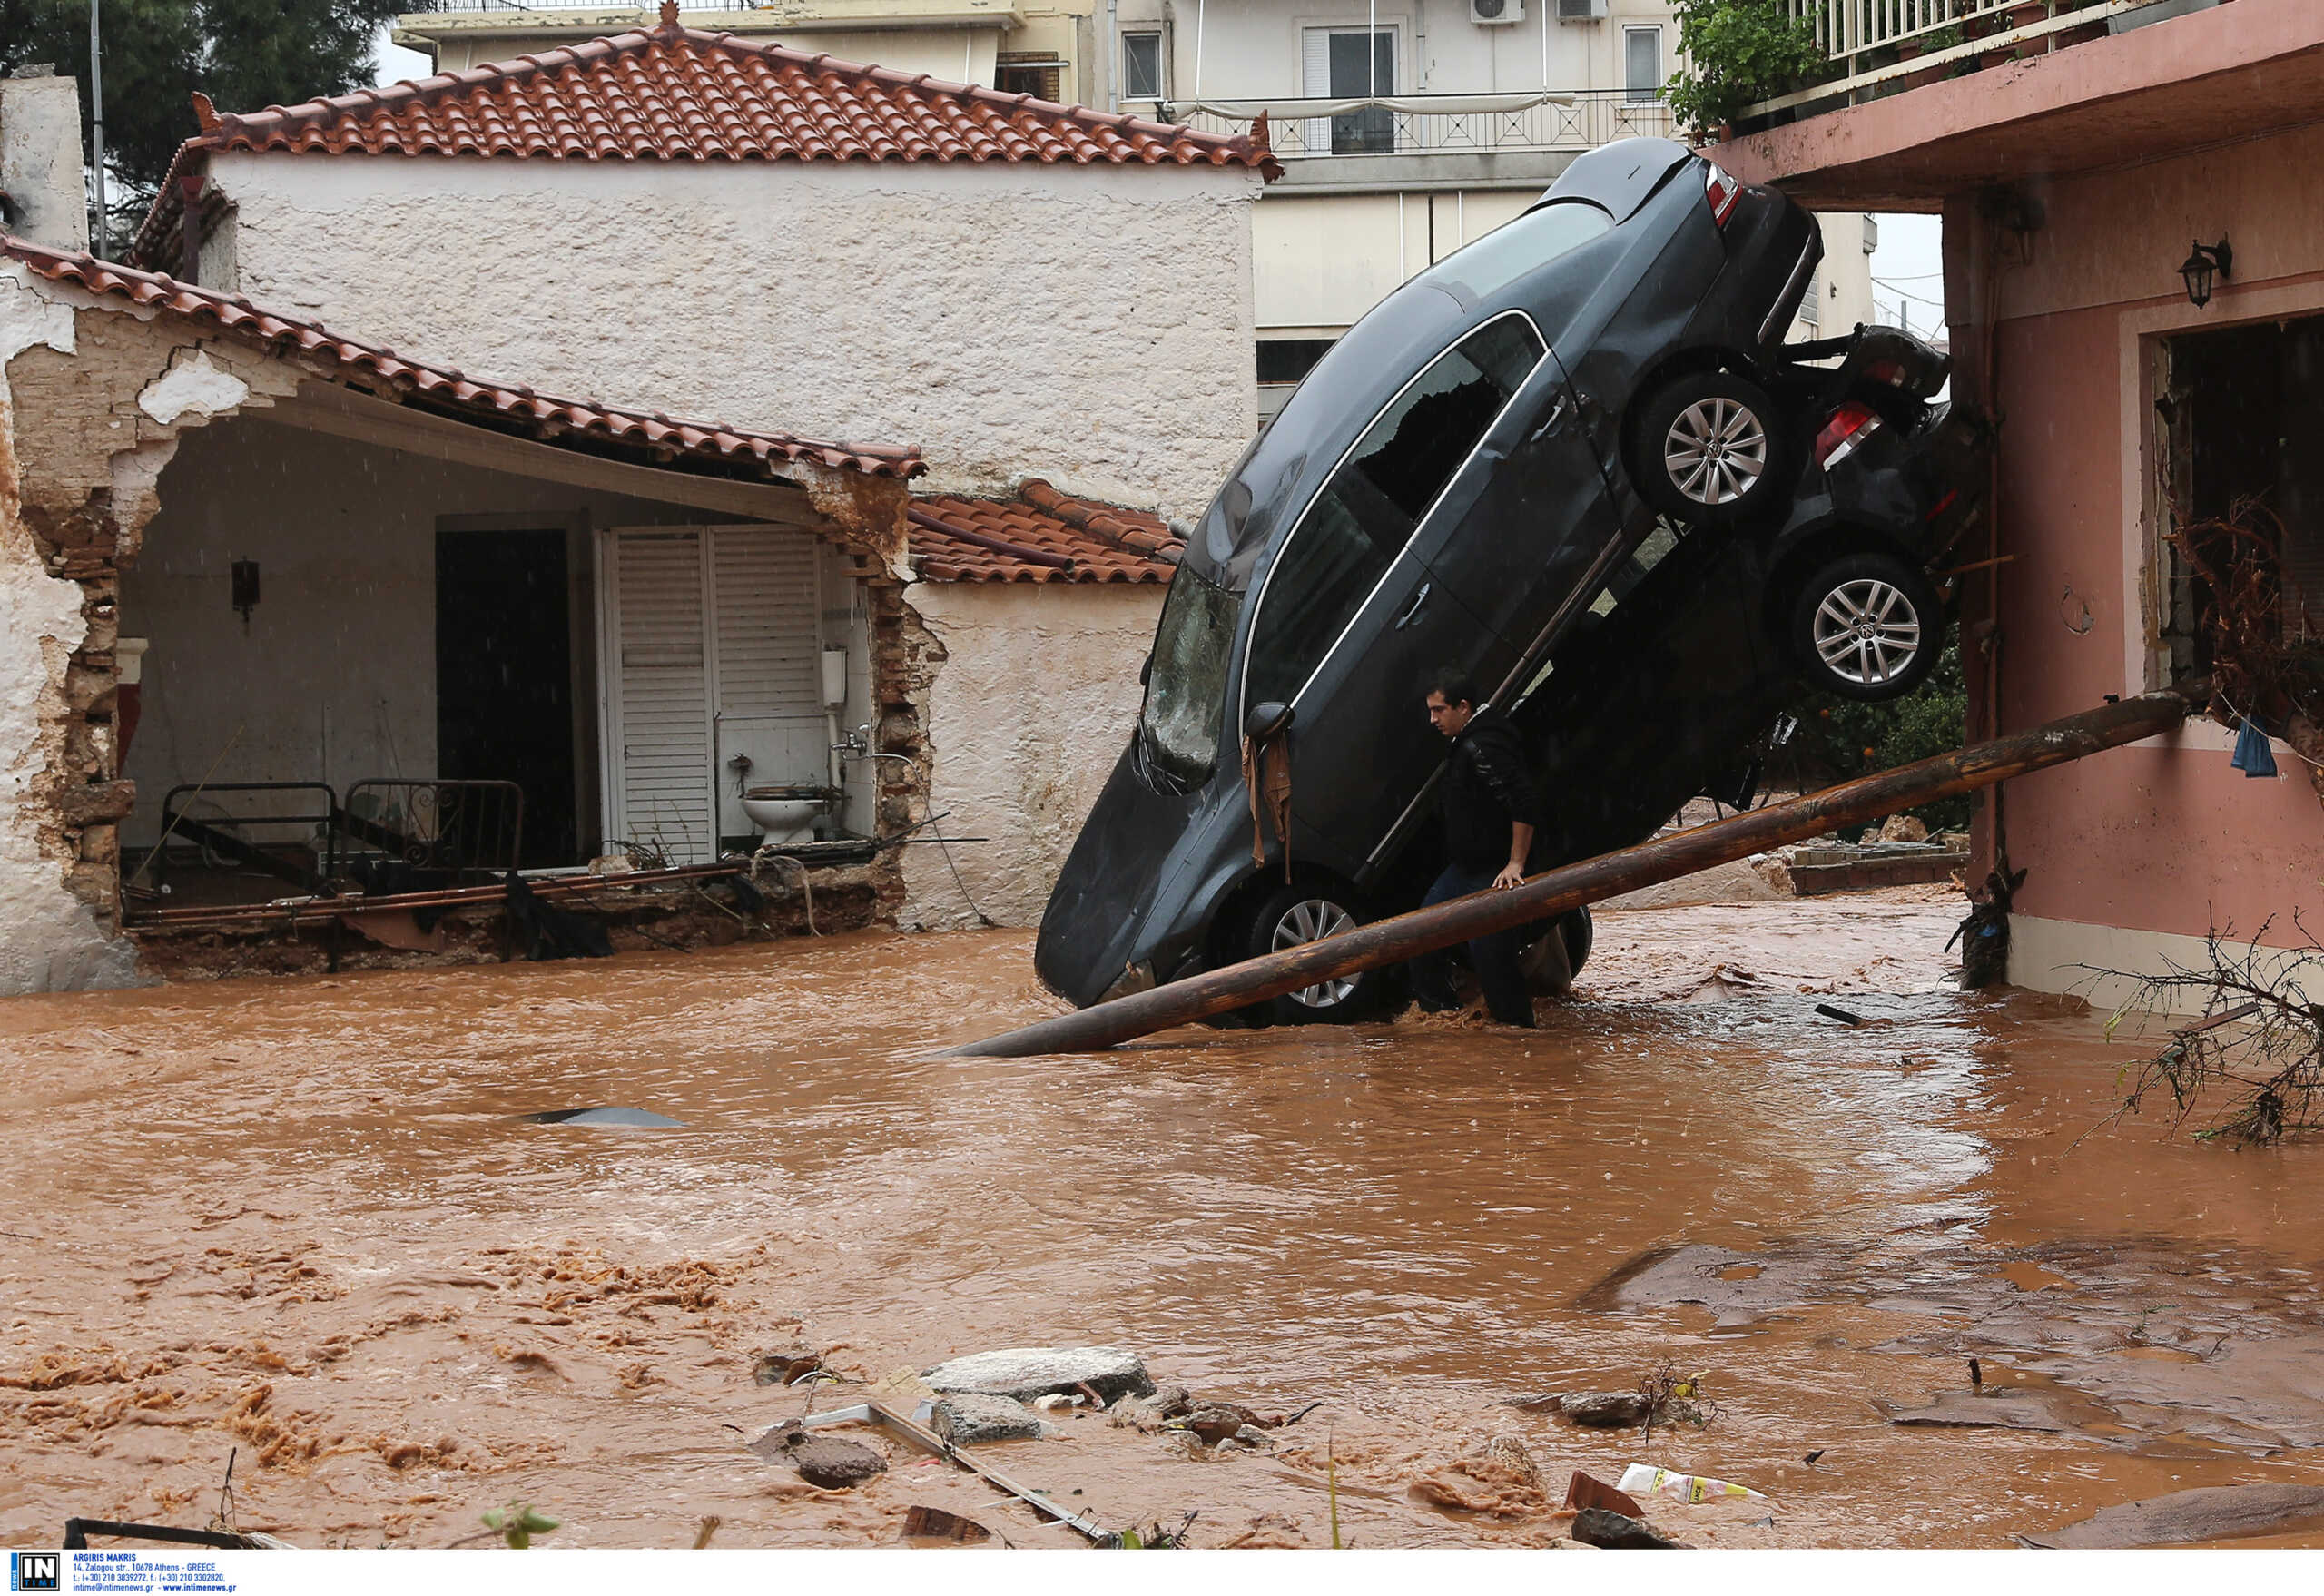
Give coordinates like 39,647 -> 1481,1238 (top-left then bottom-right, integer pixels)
1246,313 -> 1547,709
1440,201 -> 1614,302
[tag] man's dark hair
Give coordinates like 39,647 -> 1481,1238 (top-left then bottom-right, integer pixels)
1428,666 -> 1477,708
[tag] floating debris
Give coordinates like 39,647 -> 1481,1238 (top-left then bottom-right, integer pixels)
521,1107 -> 684,1128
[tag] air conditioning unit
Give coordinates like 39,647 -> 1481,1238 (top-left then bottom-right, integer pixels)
1555,0 -> 1608,21
1471,0 -> 1526,25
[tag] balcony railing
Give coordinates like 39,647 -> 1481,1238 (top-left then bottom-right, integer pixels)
1750,0 -> 2174,119
1179,90 -> 1674,162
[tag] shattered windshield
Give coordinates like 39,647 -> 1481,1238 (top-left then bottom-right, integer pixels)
1137,561 -> 1239,789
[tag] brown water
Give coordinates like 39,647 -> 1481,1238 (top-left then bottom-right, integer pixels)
5,886 -> 2322,1550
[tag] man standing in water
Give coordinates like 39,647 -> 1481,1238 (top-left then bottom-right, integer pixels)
1412,668 -> 1543,1028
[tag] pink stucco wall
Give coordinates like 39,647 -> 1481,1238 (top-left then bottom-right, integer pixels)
1949,123 -> 2324,951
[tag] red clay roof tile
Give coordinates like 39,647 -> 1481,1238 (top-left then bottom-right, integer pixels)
132,22 -> 1276,269
2,234 -> 922,481
912,480 -> 1182,584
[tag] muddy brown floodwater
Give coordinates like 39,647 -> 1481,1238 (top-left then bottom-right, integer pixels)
5,884 -> 2324,1550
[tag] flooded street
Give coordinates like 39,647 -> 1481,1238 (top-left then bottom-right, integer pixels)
5,886 -> 2322,1549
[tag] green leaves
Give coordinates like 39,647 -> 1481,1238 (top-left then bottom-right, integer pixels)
480,1502 -> 560,1549
1665,0 -> 1831,139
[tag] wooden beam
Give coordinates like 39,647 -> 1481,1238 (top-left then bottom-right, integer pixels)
950,686 -> 2200,1058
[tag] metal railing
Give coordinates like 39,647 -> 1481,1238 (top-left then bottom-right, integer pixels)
1754,0 -> 2164,118
1179,90 -> 1674,161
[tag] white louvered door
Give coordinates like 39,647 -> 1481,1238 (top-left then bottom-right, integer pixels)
599,527 -> 823,864
606,529 -> 715,863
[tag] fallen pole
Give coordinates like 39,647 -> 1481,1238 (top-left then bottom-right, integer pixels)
952,686 -> 2198,1058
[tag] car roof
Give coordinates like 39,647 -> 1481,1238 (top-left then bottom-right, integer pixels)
1532,136 -> 1696,224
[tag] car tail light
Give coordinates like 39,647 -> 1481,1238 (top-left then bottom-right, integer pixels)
1704,164 -> 1742,229
1816,401 -> 1884,468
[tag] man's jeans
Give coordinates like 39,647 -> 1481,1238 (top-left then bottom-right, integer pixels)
1409,864 -> 1535,1028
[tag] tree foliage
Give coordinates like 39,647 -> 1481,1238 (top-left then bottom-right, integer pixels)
1665,0 -> 1829,139
0,0 -> 400,201
1784,639 -> 1973,834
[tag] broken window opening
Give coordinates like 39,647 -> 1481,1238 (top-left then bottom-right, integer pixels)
2155,313 -> 2324,689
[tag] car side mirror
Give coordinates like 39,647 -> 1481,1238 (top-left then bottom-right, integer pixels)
1244,701 -> 1295,742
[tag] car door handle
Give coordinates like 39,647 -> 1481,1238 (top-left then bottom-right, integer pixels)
1393,581 -> 1432,630
1526,398 -> 1571,446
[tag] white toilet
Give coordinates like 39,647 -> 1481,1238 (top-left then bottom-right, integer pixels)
739,783 -> 829,845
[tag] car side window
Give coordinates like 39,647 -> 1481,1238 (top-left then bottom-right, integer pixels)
1246,315 -> 1547,708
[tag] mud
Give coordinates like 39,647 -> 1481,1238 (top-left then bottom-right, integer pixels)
3,884 -> 2322,1549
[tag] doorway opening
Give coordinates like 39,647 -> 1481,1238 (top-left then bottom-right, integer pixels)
436,528 -> 578,867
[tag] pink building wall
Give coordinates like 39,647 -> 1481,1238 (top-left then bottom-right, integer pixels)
1943,122 -> 2324,996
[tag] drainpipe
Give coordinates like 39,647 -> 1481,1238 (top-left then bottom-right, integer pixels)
88,0 -> 105,256
1107,0 -> 1119,112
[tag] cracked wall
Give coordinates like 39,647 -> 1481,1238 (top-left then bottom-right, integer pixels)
0,265 -> 295,993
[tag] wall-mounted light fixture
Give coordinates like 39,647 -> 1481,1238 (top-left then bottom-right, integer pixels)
2180,238 -> 2231,310
230,558 -> 260,625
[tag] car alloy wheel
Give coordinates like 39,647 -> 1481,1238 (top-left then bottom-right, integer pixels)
1270,896 -> 1359,1009
1788,551 -> 1943,702
1664,396 -> 1769,507
1813,576 -> 1923,686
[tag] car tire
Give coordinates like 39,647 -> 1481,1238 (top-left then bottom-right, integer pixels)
1244,883 -> 1379,1026
1789,551 -> 1943,701
1635,371 -> 1787,527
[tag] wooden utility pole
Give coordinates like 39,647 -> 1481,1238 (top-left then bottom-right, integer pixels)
951,686 -> 2196,1058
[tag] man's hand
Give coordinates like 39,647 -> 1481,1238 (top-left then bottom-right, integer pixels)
1493,862 -> 1525,891
1498,822 -> 1535,891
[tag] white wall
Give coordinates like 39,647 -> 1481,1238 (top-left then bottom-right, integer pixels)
210,155 -> 1262,521
902,579 -> 1160,928
0,272 -> 132,991
1254,187 -> 1534,333
121,415 -> 779,853
0,74 -> 88,255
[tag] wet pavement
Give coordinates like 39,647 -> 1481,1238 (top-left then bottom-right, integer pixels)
3,884 -> 2321,1549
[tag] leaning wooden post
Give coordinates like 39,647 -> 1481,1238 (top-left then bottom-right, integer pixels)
950,687 -> 2196,1058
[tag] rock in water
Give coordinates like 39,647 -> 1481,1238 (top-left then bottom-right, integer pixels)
748,1420 -> 888,1489
1559,1391 -> 1652,1427
921,1346 -> 1154,1405
1571,1508 -> 1682,1550
2019,1483 -> 2324,1549
931,1393 -> 1045,1445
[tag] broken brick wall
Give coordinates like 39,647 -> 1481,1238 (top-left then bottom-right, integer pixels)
0,265 -> 296,993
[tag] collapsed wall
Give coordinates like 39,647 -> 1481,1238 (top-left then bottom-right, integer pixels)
0,268 -> 296,992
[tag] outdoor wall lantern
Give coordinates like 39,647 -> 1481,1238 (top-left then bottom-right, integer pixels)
2180,238 -> 2232,310
231,558 -> 260,624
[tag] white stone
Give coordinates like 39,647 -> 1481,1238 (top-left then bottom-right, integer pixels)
921,1345 -> 1154,1404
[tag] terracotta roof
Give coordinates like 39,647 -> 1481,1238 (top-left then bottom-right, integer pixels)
912,480 -> 1183,583
132,15 -> 1276,269
1,235 -> 922,480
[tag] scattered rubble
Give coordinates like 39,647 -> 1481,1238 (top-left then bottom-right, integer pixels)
748,1420 -> 888,1490
751,1352 -> 823,1388
1551,1391 -> 1652,1428
901,1505 -> 994,1544
1571,1507 -> 1683,1549
921,1346 -> 1153,1405
931,1393 -> 1046,1445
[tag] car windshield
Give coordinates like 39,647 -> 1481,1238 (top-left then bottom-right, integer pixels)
1245,313 -> 1547,709
1137,560 -> 1239,788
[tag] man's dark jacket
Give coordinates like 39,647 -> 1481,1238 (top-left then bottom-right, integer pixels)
1439,714 -> 1544,873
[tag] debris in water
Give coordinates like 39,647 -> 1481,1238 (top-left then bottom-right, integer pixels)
1571,1507 -> 1683,1550
63,1520 -> 287,1551
1564,1471 -> 1646,1517
750,1419 -> 888,1489
1877,1392 -> 2075,1433
902,1505 -> 994,1544
521,1107 -> 684,1128
1814,1003 -> 1865,1026
1802,1449 -> 1825,1467
931,1393 -> 1046,1445
921,1345 -> 1154,1405
1969,1355 -> 1983,1388
752,1352 -> 823,1388
2016,1483 -> 2324,1549
1556,1391 -> 1652,1428
1616,1463 -> 1765,1502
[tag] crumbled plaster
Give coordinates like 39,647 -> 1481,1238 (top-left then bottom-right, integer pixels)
138,350 -> 254,427
0,267 -> 298,993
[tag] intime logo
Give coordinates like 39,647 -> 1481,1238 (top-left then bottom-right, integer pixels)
9,1552 -> 60,1592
